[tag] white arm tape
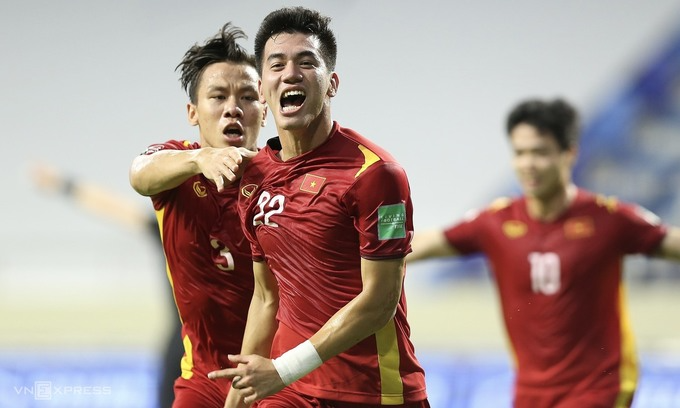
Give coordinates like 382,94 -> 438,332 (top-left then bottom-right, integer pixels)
272,340 -> 323,385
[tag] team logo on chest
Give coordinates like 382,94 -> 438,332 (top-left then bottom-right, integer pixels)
241,183 -> 259,198
502,220 -> 527,238
193,181 -> 207,197
563,216 -> 594,239
299,173 -> 326,194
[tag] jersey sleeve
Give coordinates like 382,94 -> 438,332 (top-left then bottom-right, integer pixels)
443,208 -> 486,255
614,201 -> 667,254
142,139 -> 195,209
140,139 -> 191,156
344,162 -> 414,260
236,159 -> 266,263
238,200 -> 265,262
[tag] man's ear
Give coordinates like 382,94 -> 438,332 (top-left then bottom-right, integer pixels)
566,146 -> 578,166
187,103 -> 199,126
327,72 -> 339,97
261,105 -> 268,127
258,79 -> 266,104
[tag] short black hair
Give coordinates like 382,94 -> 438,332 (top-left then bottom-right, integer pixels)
176,23 -> 256,103
506,98 -> 580,150
254,6 -> 337,75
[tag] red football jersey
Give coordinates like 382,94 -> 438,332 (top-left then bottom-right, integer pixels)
144,140 -> 254,384
238,122 -> 427,404
444,189 -> 667,407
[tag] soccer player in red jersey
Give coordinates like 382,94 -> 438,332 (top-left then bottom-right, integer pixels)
407,98 -> 680,408
208,7 -> 430,408
129,23 -> 267,408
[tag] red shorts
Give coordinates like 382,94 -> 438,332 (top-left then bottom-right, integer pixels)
514,385 -> 633,408
258,386 -> 430,408
172,375 -> 232,408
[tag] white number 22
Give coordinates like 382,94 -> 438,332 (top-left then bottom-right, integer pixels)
252,191 -> 285,227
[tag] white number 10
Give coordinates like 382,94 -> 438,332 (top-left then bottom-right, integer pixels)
528,252 -> 560,295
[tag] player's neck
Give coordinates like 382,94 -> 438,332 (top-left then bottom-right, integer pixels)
526,184 -> 577,222
276,116 -> 332,161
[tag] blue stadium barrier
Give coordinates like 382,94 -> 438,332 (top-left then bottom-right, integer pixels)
1,351 -> 679,407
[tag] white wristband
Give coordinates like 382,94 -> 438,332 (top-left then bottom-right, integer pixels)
272,340 -> 323,385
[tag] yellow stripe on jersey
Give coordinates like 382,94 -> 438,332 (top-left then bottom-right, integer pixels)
155,207 -> 183,324
489,197 -> 512,212
180,334 -> 194,379
505,330 -> 519,371
376,319 -> 405,405
595,194 -> 619,213
616,283 -> 638,407
355,144 -> 381,178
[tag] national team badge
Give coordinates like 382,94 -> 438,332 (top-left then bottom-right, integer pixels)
502,220 -> 527,238
241,183 -> 258,198
564,216 -> 594,239
300,173 -> 326,194
193,181 -> 207,197
378,203 -> 406,240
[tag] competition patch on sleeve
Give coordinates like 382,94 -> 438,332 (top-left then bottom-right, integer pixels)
378,203 -> 406,240
142,144 -> 165,155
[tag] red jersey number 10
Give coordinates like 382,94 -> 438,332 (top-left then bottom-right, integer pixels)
528,252 -> 561,295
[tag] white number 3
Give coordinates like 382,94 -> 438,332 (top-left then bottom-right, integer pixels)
210,239 -> 235,271
528,252 -> 561,295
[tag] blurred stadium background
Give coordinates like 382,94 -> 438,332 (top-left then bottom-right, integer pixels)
2,1 -> 680,407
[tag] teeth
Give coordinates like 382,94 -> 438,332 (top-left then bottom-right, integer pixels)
282,106 -> 298,112
283,90 -> 305,98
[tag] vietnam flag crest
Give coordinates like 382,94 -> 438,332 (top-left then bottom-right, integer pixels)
300,173 -> 326,194
564,216 -> 594,239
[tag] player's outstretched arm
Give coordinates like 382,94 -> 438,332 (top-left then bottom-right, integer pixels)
31,162 -> 149,231
130,147 -> 257,196
657,226 -> 680,261
406,229 -> 459,263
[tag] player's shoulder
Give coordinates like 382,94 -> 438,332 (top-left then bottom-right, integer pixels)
584,190 -> 662,225
336,124 -> 396,163
143,139 -> 196,155
592,193 -> 620,213
458,196 -> 516,224
576,189 -> 622,214
487,196 -> 515,212
332,125 -> 408,183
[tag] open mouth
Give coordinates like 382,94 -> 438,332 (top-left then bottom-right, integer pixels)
281,90 -> 306,112
223,124 -> 244,141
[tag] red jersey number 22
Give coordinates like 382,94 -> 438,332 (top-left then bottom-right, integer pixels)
253,191 -> 285,227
